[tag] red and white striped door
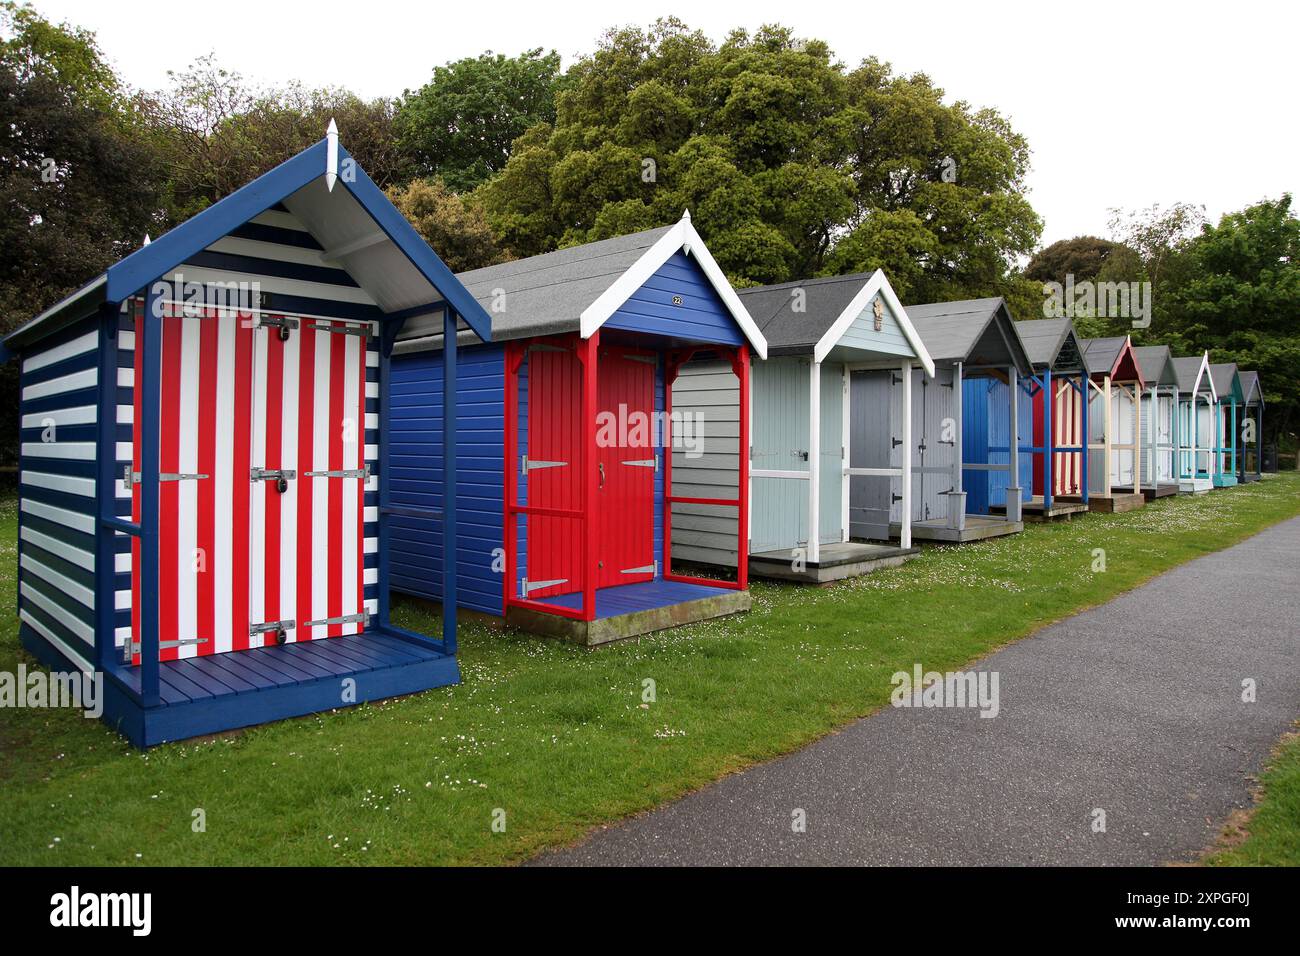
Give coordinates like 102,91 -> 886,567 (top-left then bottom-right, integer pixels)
131,307 -> 368,662
249,315 -> 368,647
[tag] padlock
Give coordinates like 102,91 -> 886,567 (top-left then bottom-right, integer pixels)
277,476 -> 288,494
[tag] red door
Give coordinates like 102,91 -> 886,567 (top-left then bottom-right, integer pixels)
595,348 -> 655,588
524,346 -> 583,600
524,343 -> 655,600
128,306 -> 369,663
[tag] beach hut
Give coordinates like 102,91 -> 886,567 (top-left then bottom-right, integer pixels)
1076,336 -> 1147,512
1208,363 -> 1243,487
5,129 -> 489,746
386,213 -> 766,645
1011,318 -> 1091,520
893,298 -> 1033,542
669,270 -> 935,583
1237,370 -> 1264,482
1130,345 -> 1181,500
1171,352 -> 1216,493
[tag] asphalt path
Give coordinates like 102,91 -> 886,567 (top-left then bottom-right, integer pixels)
534,516 -> 1300,865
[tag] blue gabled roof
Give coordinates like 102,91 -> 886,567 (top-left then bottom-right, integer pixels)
7,136 -> 492,349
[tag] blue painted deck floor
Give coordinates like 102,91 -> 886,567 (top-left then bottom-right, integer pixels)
119,632 -> 447,703
24,629 -> 467,747
536,579 -> 734,619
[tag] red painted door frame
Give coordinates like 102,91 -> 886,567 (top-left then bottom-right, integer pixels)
504,335 -> 752,625
595,345 -> 655,589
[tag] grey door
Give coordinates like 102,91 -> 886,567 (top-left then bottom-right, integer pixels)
849,370 -> 893,540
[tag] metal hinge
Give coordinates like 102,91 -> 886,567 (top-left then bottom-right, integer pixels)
621,561 -> 658,575
123,636 -> 209,660
303,464 -> 370,480
522,577 -> 567,595
621,456 -> 658,470
891,437 -> 902,447
304,321 -> 369,337
251,468 -> 297,482
302,609 -> 370,629
522,456 -> 567,473
891,493 -> 903,503
122,467 -> 210,488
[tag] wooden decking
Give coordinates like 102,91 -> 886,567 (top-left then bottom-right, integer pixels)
507,579 -> 751,646
749,541 -> 920,584
992,497 -> 1089,522
20,624 -> 460,748
890,515 -> 1023,543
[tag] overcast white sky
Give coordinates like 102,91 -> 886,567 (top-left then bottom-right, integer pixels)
28,0 -> 1299,247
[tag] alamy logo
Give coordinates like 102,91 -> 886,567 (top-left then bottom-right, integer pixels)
890,663 -> 1000,718
1041,273 -> 1152,329
50,886 -> 151,936
0,665 -> 102,718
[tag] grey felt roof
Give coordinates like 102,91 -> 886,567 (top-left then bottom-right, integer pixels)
736,272 -> 873,353
1015,318 -> 1081,370
905,297 -> 1030,371
454,226 -> 674,341
1239,370 -> 1263,405
1131,345 -> 1176,385
1170,356 -> 1209,394
1209,362 -> 1240,399
1080,336 -> 1128,376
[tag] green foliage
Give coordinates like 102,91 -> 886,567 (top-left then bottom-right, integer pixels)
1025,236 -> 1125,285
1163,196 -> 1300,440
386,178 -> 506,273
396,49 -> 561,193
0,3 -> 168,463
151,55 -> 407,221
477,18 -> 1042,297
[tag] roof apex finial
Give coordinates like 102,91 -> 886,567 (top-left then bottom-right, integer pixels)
681,208 -> 691,222
326,119 -> 339,192
143,234 -> 151,246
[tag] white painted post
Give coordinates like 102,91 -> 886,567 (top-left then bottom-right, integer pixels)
1006,364 -> 1022,522
1103,377 -> 1113,497
1133,384 -> 1142,492
808,360 -> 821,565
901,360 -> 912,549
950,362 -> 966,531
841,366 -> 850,542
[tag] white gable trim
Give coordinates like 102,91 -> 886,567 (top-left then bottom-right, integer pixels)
1193,351 -> 1216,402
577,218 -> 768,358
811,269 -> 935,375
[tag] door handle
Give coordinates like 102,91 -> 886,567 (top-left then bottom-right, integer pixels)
598,462 -> 605,488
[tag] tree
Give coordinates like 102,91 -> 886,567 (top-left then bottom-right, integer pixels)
387,177 -> 507,273
476,19 -> 1042,298
149,55 -> 407,221
1163,196 -> 1300,444
0,1 -> 169,463
396,49 -> 562,193
1025,236 -> 1124,285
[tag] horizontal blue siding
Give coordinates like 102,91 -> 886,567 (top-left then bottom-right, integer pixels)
604,251 -> 744,346
389,345 -> 506,615
17,313 -> 103,668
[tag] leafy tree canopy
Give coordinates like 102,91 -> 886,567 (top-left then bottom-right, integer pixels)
476,18 -> 1042,301
396,49 -> 562,193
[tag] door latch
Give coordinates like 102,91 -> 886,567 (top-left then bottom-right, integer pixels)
259,315 -> 299,341
250,619 -> 295,645
251,467 -> 296,493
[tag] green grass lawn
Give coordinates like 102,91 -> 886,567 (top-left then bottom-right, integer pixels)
1,475 -> 1298,866
1204,728 -> 1300,866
